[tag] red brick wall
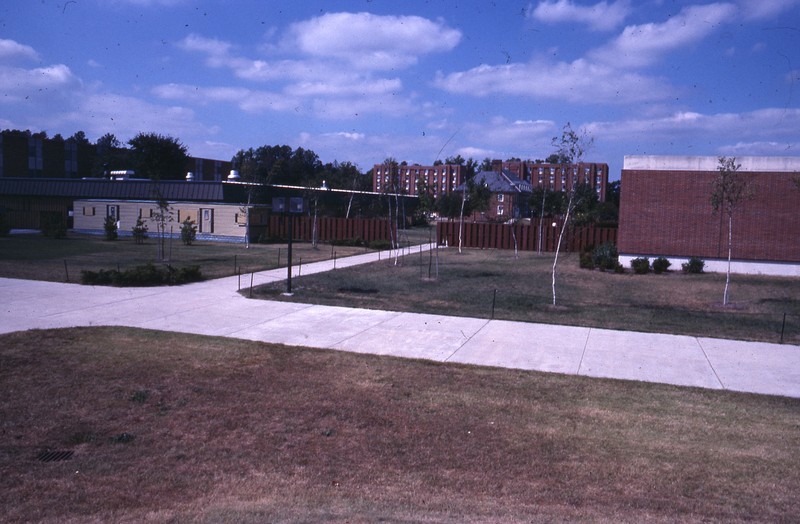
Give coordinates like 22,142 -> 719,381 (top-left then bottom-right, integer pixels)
619,169 -> 800,262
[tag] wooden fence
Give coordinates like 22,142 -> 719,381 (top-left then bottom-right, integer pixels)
436,219 -> 617,253
265,216 -> 395,244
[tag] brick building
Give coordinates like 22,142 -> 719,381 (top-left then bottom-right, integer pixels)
372,163 -> 465,197
456,169 -> 532,221
618,155 -> 800,276
0,130 -> 230,181
371,160 -> 608,202
499,160 -> 608,201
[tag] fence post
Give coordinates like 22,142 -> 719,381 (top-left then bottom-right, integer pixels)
780,313 -> 787,344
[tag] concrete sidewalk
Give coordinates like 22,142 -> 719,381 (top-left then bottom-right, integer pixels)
1,246 -> 798,398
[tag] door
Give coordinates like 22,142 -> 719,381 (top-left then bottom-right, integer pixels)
200,208 -> 213,233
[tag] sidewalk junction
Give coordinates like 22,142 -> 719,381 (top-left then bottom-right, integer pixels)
1,246 -> 798,399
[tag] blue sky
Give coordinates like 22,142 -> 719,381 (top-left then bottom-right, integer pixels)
2,0 -> 799,179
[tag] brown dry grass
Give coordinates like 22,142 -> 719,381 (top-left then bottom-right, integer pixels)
2,327 -> 798,523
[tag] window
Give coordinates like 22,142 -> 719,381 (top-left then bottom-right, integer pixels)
64,141 -> 78,177
497,194 -> 504,202
28,137 -> 43,171
83,206 -> 95,216
497,205 -> 504,216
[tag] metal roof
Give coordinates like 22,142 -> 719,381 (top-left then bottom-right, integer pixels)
0,178 -> 225,201
456,170 -> 532,193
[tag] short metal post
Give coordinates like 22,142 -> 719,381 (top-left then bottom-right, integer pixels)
780,313 -> 787,344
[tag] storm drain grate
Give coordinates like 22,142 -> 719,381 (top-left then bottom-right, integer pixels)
37,450 -> 74,462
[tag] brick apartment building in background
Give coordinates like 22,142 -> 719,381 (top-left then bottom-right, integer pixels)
618,155 -> 800,276
499,160 -> 609,202
372,163 -> 466,198
372,160 -> 608,202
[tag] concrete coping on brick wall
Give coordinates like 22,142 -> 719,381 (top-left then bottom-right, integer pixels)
623,155 -> 800,173
618,254 -> 800,277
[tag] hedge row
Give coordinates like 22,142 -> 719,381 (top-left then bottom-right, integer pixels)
81,264 -> 203,287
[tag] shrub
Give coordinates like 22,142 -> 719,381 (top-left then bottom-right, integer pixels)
368,239 -> 392,250
682,257 -> 705,274
81,264 -> 203,287
131,217 -> 148,244
180,218 -> 197,245
592,242 -> 619,271
652,256 -> 671,274
330,237 -> 366,247
579,251 -> 595,269
103,215 -> 118,241
630,257 -> 650,274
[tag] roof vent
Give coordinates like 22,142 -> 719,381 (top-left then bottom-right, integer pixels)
186,171 -> 194,182
227,170 -> 240,180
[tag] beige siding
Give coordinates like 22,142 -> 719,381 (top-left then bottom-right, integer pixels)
73,200 -> 248,239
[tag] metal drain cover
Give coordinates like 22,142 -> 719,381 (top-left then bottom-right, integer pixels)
37,450 -> 74,462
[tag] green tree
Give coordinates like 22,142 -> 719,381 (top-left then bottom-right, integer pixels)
453,177 -> 491,253
69,130 -> 91,146
444,155 -> 465,165
103,215 -> 118,241
128,132 -> 188,180
415,178 -> 437,221
152,191 -> 173,260
711,156 -> 752,306
180,218 -> 197,246
132,217 -> 148,244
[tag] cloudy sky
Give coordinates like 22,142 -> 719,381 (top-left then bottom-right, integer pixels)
2,0 -> 798,178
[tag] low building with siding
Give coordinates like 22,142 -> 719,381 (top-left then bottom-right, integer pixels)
618,155 -> 800,276
73,199 -> 268,243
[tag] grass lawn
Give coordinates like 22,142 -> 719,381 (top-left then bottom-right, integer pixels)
1,327 -> 798,523
252,247 -> 800,344
0,231 -> 377,283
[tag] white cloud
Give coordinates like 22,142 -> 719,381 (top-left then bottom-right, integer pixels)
434,57 -> 672,104
737,0 -> 800,20
719,140 -> 798,155
175,25 -> 428,119
325,131 -> 366,141
529,0 -> 632,31
290,77 -> 402,97
462,116 -> 556,154
585,107 -> 800,142
0,64 -> 79,101
152,83 -> 299,113
0,39 -> 39,61
589,3 -> 738,68
286,12 -> 462,70
72,93 -> 205,139
178,34 -> 235,67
